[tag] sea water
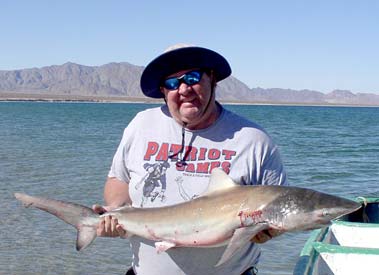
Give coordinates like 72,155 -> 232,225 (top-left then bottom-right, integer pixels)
1,102 -> 378,275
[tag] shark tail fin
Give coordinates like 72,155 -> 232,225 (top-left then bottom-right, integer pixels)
14,192 -> 99,250
76,226 -> 98,251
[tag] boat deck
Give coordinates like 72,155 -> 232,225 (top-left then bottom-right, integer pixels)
293,197 -> 379,275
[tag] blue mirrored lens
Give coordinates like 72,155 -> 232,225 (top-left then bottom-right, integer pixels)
164,78 -> 180,90
183,71 -> 201,85
163,70 -> 203,90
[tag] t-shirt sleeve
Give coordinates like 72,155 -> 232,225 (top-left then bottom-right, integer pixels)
108,126 -> 134,184
261,145 -> 288,186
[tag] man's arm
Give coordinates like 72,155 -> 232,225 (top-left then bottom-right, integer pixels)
253,144 -> 287,243
104,177 -> 132,207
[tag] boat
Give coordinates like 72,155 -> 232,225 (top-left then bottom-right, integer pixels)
293,197 -> 379,275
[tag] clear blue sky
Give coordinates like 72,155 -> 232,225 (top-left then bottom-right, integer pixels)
1,0 -> 378,94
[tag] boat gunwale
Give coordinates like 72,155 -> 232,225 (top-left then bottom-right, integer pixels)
313,242 -> 379,255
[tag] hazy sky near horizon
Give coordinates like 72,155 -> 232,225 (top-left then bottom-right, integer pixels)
1,0 -> 378,94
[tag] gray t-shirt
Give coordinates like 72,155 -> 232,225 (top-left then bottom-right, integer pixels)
109,105 -> 287,275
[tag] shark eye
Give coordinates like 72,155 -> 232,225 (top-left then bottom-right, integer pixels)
322,210 -> 330,217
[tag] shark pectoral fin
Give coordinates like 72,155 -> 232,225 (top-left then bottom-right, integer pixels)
215,223 -> 269,267
76,226 -> 97,251
155,241 -> 176,253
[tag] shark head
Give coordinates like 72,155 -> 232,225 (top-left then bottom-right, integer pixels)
267,186 -> 362,231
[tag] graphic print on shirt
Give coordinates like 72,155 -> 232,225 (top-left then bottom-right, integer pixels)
135,161 -> 170,207
144,141 -> 237,174
174,175 -> 199,201
137,141 -> 237,207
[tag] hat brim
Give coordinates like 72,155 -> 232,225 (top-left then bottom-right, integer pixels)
140,47 -> 232,98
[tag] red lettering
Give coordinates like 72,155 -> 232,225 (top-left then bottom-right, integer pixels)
198,148 -> 207,160
144,142 -> 159,160
185,146 -> 198,161
156,143 -> 169,161
196,162 -> 210,173
223,150 -> 236,160
221,162 -> 231,174
208,149 -> 221,160
185,163 -> 196,173
146,143 -> 235,175
169,144 -> 182,160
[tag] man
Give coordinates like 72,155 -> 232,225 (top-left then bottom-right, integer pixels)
94,44 -> 288,274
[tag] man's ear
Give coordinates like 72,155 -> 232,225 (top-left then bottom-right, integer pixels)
208,70 -> 217,89
160,87 -> 168,103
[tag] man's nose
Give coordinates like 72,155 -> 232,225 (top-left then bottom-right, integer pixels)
177,83 -> 192,96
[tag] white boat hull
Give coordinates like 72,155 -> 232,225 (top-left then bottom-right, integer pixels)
294,197 -> 379,275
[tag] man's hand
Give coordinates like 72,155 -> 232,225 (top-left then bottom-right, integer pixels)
251,229 -> 283,244
92,205 -> 128,238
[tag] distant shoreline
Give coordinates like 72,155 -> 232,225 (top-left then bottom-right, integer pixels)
1,93 -> 378,107
0,93 -> 159,104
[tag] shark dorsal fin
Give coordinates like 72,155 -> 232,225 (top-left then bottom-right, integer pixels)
204,168 -> 238,195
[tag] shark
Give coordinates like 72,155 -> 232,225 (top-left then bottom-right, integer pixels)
14,168 -> 361,266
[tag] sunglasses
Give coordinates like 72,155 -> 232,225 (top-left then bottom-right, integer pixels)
162,70 -> 204,90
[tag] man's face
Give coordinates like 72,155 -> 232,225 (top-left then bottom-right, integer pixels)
160,68 -> 215,129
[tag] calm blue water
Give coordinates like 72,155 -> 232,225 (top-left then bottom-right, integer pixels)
1,102 -> 378,275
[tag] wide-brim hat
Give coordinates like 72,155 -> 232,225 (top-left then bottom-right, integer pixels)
140,44 -> 232,98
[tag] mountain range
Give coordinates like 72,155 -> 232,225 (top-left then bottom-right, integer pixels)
1,62 -> 378,106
